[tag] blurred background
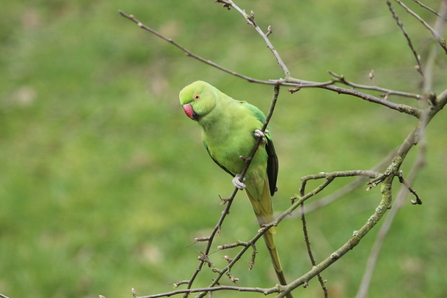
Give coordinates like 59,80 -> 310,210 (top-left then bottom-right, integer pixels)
1,1 -> 446,297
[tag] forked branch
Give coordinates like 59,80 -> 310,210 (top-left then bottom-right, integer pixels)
118,9 -> 424,118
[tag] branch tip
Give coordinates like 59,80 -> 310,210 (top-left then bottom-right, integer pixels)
172,280 -> 190,288
224,255 -> 233,262
214,0 -> 232,10
266,25 -> 273,37
397,171 -> 423,205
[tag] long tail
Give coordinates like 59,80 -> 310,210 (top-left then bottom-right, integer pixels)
263,227 -> 289,286
246,180 -> 294,298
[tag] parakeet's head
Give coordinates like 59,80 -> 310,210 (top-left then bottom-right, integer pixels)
179,81 -> 217,121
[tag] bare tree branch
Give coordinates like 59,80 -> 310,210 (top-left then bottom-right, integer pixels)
279,175 -> 393,297
118,10 -> 423,119
300,204 -> 328,297
215,0 -> 291,78
328,70 -> 422,99
422,0 -> 447,93
412,0 -> 447,21
387,1 -> 425,76
117,10 -> 273,85
134,284 -> 281,298
394,0 -> 447,53
302,150 -> 396,214
356,5 -> 447,288
355,143 -> 426,298
298,79 -> 423,118
118,1 -> 447,297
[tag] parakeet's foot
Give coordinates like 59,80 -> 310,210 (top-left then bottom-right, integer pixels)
254,129 -> 268,143
232,174 -> 246,190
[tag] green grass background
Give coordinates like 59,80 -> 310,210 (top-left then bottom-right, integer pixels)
1,1 -> 446,297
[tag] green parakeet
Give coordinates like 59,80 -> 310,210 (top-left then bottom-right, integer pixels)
179,81 -> 291,293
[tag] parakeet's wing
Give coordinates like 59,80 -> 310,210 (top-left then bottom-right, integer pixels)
203,141 -> 235,177
240,101 -> 278,196
265,138 -> 278,196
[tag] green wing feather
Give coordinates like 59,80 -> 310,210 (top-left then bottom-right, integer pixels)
204,141 -> 234,176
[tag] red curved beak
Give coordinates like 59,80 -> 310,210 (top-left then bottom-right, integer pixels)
183,103 -> 197,120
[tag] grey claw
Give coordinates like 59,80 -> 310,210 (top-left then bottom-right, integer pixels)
254,129 -> 268,143
232,174 -> 246,190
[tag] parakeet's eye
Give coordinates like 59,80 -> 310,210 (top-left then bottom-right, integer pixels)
193,94 -> 200,101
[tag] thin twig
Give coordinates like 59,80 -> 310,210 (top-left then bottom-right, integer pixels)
387,1 -> 424,76
328,70 -> 422,99
297,76 -> 422,118
196,222 -> 281,298
322,86 -> 421,118
413,0 -> 447,21
136,284 -> 281,298
394,0 -> 447,53
183,187 -> 237,294
302,150 -> 396,214
422,0 -> 447,93
397,171 -> 422,204
216,0 -> 291,78
300,204 -> 328,297
118,10 -> 273,85
299,170 -> 381,198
